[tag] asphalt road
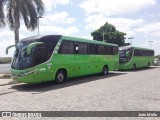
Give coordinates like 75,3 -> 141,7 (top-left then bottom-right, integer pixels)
0,66 -> 160,120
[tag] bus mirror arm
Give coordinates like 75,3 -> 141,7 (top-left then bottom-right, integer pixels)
27,42 -> 44,55
6,45 -> 17,54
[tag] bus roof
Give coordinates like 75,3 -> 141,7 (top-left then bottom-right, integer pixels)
119,46 -> 154,51
20,35 -> 62,42
61,35 -> 118,47
19,35 -> 118,47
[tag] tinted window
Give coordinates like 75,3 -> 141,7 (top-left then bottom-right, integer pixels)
134,49 -> 154,56
34,45 -> 46,66
88,44 -> 97,54
106,46 -> 112,55
98,45 -> 106,55
112,46 -> 118,55
33,36 -> 59,66
77,42 -> 88,54
58,40 -> 118,55
58,40 -> 74,54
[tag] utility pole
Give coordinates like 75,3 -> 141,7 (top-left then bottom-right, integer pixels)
37,16 -> 43,36
128,37 -> 134,46
149,41 -> 153,49
103,31 -> 105,42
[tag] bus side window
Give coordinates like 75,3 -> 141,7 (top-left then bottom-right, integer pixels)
106,46 -> 112,55
58,40 -> 74,54
134,50 -> 138,56
75,43 -> 78,54
112,46 -> 118,55
98,45 -> 106,55
88,44 -> 95,54
75,42 -> 88,54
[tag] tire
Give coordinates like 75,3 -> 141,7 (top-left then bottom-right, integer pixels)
102,66 -> 108,75
147,63 -> 150,68
55,70 -> 66,84
132,64 -> 136,71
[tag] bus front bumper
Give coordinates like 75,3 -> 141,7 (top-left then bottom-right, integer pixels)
11,69 -> 39,84
11,72 -> 35,84
118,63 -> 131,70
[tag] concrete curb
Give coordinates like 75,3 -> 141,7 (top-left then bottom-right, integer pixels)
0,74 -> 11,79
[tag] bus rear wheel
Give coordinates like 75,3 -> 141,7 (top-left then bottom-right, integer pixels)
102,66 -> 108,75
55,70 -> 66,84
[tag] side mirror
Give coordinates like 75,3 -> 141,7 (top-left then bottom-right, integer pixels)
6,45 -> 17,54
27,42 -> 44,55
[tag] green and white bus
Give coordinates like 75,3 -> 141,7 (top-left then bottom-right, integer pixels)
6,35 -> 119,84
119,46 -> 154,70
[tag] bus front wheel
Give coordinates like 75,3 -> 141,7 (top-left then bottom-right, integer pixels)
55,70 -> 66,84
102,66 -> 108,75
132,64 -> 136,71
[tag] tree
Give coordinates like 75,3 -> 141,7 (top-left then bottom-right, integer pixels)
0,0 -> 45,44
91,22 -> 130,46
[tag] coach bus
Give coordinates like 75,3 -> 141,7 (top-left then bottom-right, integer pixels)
119,46 -> 154,70
6,35 -> 119,84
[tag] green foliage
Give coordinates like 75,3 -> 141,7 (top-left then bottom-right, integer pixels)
0,0 -> 44,30
0,0 -> 45,43
91,22 -> 130,46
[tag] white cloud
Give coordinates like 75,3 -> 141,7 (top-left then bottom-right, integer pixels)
151,31 -> 160,37
85,14 -> 107,30
40,25 -> 79,36
41,11 -> 75,25
135,22 -> 160,35
0,30 -> 15,57
85,14 -> 145,37
43,0 -> 70,11
141,39 -> 160,55
80,0 -> 156,16
0,29 -> 26,57
39,11 -> 78,36
107,18 -> 145,37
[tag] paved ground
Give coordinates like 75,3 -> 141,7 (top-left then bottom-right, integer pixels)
0,64 -> 10,74
0,66 -> 160,120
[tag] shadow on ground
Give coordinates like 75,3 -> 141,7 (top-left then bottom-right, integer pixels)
11,72 -> 126,94
119,66 -> 159,72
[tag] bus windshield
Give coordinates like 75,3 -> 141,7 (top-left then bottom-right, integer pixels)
119,50 -> 127,63
11,42 -> 35,70
11,36 -> 60,70
119,48 -> 133,63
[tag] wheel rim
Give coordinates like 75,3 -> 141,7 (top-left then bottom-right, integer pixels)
57,72 -> 64,83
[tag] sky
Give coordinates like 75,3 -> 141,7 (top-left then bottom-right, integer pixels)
0,0 -> 160,57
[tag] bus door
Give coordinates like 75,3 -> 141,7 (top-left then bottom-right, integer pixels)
33,44 -> 53,82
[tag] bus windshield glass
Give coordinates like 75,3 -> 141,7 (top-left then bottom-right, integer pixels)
119,50 -> 127,63
119,48 -> 133,63
11,36 -> 60,70
11,42 -> 35,70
